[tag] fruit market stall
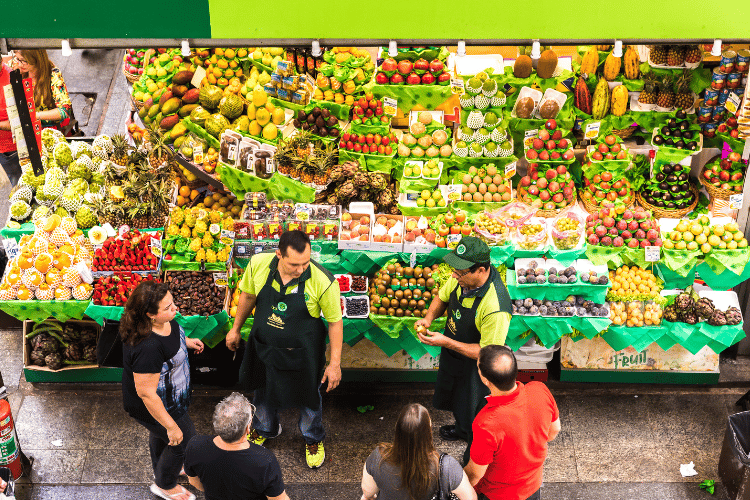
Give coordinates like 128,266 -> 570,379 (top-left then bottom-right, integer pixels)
3,40 -> 750,384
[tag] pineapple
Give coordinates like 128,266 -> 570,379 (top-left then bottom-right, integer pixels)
147,127 -> 173,170
674,71 -> 694,110
638,73 -> 659,105
684,45 -> 702,64
128,203 -> 149,229
111,134 -> 131,166
651,45 -> 668,65
667,45 -> 685,67
656,75 -> 675,109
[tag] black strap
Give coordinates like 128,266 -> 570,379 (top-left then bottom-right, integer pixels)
435,453 -> 445,500
96,318 -> 124,368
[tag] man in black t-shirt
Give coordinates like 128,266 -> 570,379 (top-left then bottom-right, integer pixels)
184,392 -> 288,500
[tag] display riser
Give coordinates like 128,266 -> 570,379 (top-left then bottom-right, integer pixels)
24,367 -> 123,383
560,368 -> 720,384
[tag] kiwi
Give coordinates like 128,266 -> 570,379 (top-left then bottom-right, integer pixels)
513,55 -> 533,78
386,288 -> 394,298
400,278 -> 409,288
395,289 -> 404,300
378,307 -> 387,315
395,308 -> 404,317
537,50 -> 558,79
387,307 -> 396,316
377,284 -> 386,295
403,289 -> 412,299
426,278 -> 436,289
414,267 -> 423,278
405,267 -> 414,277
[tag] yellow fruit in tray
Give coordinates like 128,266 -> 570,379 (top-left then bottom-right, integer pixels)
256,107 -> 270,126
334,93 -> 344,104
249,120 -> 261,136
271,108 -> 285,125
252,89 -> 268,107
262,124 -> 278,141
246,103 -> 256,120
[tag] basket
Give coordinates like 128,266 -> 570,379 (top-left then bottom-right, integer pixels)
130,93 -> 147,112
580,192 -> 635,214
612,126 -> 636,139
176,163 -> 208,190
122,62 -> 140,84
636,185 -> 699,219
699,169 -> 734,201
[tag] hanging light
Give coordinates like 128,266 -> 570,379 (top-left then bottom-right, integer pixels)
613,40 -> 623,57
711,39 -> 722,57
311,40 -> 322,57
181,40 -> 191,57
388,40 -> 398,57
531,40 -> 541,59
61,39 -> 72,57
457,40 -> 466,57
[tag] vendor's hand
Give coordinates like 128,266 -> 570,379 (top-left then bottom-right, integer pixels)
226,328 -> 241,351
186,338 -> 204,354
321,363 -> 342,392
167,424 -> 183,446
0,477 -> 7,491
414,318 -> 431,331
418,328 -> 448,348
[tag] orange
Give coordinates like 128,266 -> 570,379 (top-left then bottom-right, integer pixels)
18,252 -> 34,270
179,186 -> 190,197
190,190 -> 200,200
43,214 -> 61,232
7,271 -> 21,286
34,253 -> 53,273
17,286 -> 32,300
53,251 -> 71,270
176,196 -> 187,207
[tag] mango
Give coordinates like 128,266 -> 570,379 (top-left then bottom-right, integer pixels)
148,103 -> 161,119
262,123 -> 278,141
170,122 -> 188,139
161,97 -> 183,116
179,104 -> 198,118
172,84 -> 188,98
174,135 -> 187,149
182,88 -> 200,104
160,114 -> 180,131
158,90 -> 173,108
172,70 -> 194,86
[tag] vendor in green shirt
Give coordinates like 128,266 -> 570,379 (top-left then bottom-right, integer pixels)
414,236 -> 511,463
226,230 -> 343,469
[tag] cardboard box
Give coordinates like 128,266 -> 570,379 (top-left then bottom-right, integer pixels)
338,202 -> 374,250
370,214 -> 404,252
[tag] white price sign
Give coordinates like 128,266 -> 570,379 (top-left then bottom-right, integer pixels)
444,184 -> 462,202
730,193 -> 744,210
585,121 -> 601,140
523,129 -> 538,151
220,229 -> 236,246
743,138 -> 750,161
213,272 -> 228,287
383,97 -> 398,116
450,78 -> 465,95
645,246 -> 660,262
2,239 -> 20,260
726,92 -> 742,114
505,161 -> 517,179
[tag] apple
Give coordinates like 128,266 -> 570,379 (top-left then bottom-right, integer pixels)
628,238 -> 639,248
533,138 -> 544,150
438,72 -> 451,85
390,73 -> 405,85
429,59 -> 444,75
413,58 -> 430,75
421,73 -> 436,85
598,143 -> 609,154
407,73 -> 421,85
527,150 -> 539,160
398,60 -> 413,76
546,140 -> 556,150
545,119 -> 557,130
611,143 -> 622,153
558,138 -> 568,150
550,152 -> 561,160
538,129 -> 550,141
604,135 -> 617,145
562,150 -> 574,160
729,151 -> 741,162
539,151 -> 550,161
551,130 -> 562,141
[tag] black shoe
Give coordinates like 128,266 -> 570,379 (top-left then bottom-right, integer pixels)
439,424 -> 461,441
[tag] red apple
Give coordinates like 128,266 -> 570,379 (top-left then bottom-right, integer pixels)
429,59 -> 444,75
397,60 -> 413,76
413,58 -> 429,75
545,119 -> 557,130
421,73 -> 436,85
407,73 -> 421,85
390,73 -> 405,85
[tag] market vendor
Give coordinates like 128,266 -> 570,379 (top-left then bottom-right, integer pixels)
414,236 -> 511,464
226,230 -> 343,470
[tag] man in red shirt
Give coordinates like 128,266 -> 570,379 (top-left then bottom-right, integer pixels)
464,345 -> 560,500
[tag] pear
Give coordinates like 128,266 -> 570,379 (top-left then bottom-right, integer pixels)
262,53 -> 273,67
252,49 -> 263,61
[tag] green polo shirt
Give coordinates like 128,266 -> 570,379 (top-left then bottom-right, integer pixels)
438,267 -> 511,347
239,252 -> 342,323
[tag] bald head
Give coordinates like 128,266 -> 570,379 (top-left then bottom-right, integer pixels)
478,345 -> 517,391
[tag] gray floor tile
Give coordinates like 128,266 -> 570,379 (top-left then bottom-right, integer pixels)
272,448 -> 330,483
80,448 -> 153,484
23,449 -> 86,484
14,394 -> 93,450
87,399 -> 149,450
326,441 -> 372,482
574,442 -> 671,482
544,439 -> 579,483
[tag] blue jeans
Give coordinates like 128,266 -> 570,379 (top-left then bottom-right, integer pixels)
252,384 -> 326,445
0,151 -> 21,187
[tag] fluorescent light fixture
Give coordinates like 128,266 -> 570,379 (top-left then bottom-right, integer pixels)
61,39 -> 72,57
457,40 -> 466,57
613,40 -> 623,57
388,40 -> 398,57
181,40 -> 191,57
711,39 -> 722,57
311,40 -> 322,57
531,41 -> 541,59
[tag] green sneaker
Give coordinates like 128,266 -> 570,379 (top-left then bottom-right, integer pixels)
305,441 -> 325,469
247,424 -> 282,446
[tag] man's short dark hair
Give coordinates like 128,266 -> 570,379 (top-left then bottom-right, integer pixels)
469,261 -> 491,273
478,345 -> 517,391
278,230 -> 310,256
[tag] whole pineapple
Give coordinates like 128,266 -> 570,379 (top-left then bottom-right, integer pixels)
111,134 -> 131,167
674,71 -> 694,110
667,45 -> 685,67
685,45 -> 702,64
651,45 -> 668,65
656,75 -> 675,109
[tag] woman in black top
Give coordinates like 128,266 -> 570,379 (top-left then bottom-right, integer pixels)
121,281 -> 204,500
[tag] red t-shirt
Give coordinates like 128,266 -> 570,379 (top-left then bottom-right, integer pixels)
0,63 -> 15,153
470,382 -> 559,500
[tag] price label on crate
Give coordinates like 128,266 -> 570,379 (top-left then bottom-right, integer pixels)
645,246 -> 660,262
383,97 -> 398,116
220,229 -> 236,246
191,66 -> 207,88
446,234 -> 462,248
444,184 -> 462,202
193,144 -> 204,165
584,121 -> 601,140
726,92 -> 742,114
150,237 -> 162,258
730,193 -> 744,210
505,161 -> 517,179
450,78 -> 465,95
213,272 -> 228,287
2,239 -> 19,260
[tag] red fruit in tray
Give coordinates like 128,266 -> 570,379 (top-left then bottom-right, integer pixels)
537,178 -> 548,189
520,176 -> 531,187
553,193 -> 564,203
603,216 -> 615,228
605,153 -> 615,160
546,140 -> 556,150
533,138 -> 544,150
608,227 -> 619,236
375,72 -> 389,84
598,143 -> 609,154
421,73 -> 436,85
390,73 -> 405,85
538,129 -> 550,141
627,238 -> 639,249
414,58 -> 429,73
557,165 -> 568,175
601,236 -> 612,246
545,119 -> 557,130
381,58 -> 397,73
545,169 -> 556,180
407,73 -> 421,85
611,143 -> 622,153
588,234 -> 600,245
621,230 -> 632,240
557,138 -> 568,149
595,226 -> 607,237
397,60 -> 413,76
628,220 -> 639,231
527,150 -> 539,160
438,72 -> 452,85
605,135 -> 617,145
562,150 -> 574,160
550,152 -> 561,160
616,151 -> 627,159
429,59 -> 444,74
592,151 -> 603,161
647,229 -> 659,242
613,236 -> 624,247
635,229 -> 646,240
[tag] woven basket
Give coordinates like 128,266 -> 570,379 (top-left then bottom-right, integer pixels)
130,93 -> 147,112
176,164 -> 207,190
698,156 -> 739,201
122,63 -> 140,84
636,185 -> 699,219
612,127 -> 637,139
580,192 -> 636,214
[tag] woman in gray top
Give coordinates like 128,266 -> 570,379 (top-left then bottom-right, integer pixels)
361,403 -> 476,500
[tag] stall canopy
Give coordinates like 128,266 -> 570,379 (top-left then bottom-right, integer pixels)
4,0 -> 750,40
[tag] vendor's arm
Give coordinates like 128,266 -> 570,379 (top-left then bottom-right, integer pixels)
478,311 -> 511,347
187,475 -> 204,492
415,281 -> 451,329
319,280 -> 343,392
226,262 -> 258,351
134,372 -> 182,445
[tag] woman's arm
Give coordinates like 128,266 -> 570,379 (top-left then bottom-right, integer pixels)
453,472 -> 478,500
133,372 -> 183,445
361,463 -> 379,500
41,69 -> 73,123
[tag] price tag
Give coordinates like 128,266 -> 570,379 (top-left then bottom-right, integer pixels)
228,144 -> 237,162
266,157 -> 275,174
450,78 -> 465,95
191,66 -> 207,88
446,234 -> 462,248
730,193 -> 744,210
213,272 -> 228,287
726,92 -> 742,114
585,121 -> 601,140
444,184 -> 462,202
150,237 -> 162,258
383,97 -> 397,116
505,161 -> 517,179
2,239 -> 20,260
645,246 -> 660,262
743,138 -> 750,161
193,144 -> 204,165
410,250 -> 417,269
523,129 -> 538,151
220,229 -> 236,246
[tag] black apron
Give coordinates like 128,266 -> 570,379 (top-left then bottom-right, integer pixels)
240,258 -> 327,410
433,268 -> 512,440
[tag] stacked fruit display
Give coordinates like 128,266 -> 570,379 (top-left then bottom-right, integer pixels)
131,49 -> 187,108
314,161 -> 399,213
639,162 -> 696,211
398,113 -> 453,159
137,70 -> 197,143
701,151 -> 746,193
662,287 -> 742,326
585,205 -> 662,248
551,212 -> 585,249
0,215 -> 92,302
163,207 -> 234,265
375,53 -> 451,86
454,73 -> 511,158
607,265 -> 663,301
473,210 -> 511,247
191,47 -> 247,88
524,119 -> 574,162
165,271 -> 227,316
457,164 -> 512,203
339,130 -> 397,155
517,163 -> 576,212
313,47 -> 374,104
247,47 -> 286,72
123,48 -> 147,77
351,93 -> 392,128
651,113 -> 701,151
294,106 -> 341,139
663,218 -> 748,252
93,273 -> 159,307
27,320 -> 98,370
430,210 -> 473,246
581,170 -> 635,207
368,262 -> 442,318
92,230 -> 160,272
586,134 -> 632,163
411,187 -> 447,208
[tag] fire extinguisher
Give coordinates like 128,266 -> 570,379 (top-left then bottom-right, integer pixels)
0,399 -> 22,480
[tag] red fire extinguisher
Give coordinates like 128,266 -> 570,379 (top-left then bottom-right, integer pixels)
0,399 -> 22,480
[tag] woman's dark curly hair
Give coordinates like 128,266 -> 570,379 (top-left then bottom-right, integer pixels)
120,281 -> 171,346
